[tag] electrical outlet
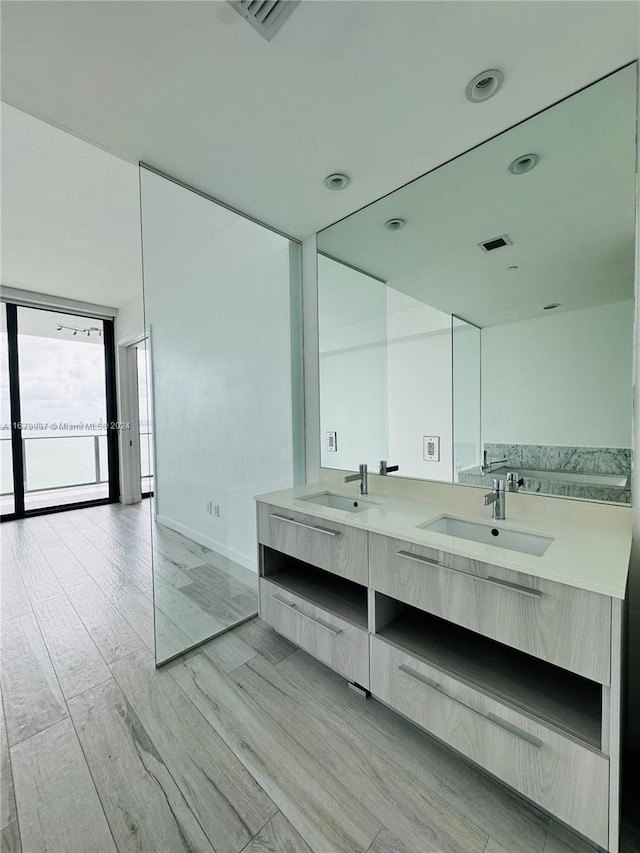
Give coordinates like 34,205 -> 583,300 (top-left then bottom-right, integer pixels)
206,500 -> 212,514
326,431 -> 337,452
214,504 -> 220,517
423,435 -> 440,462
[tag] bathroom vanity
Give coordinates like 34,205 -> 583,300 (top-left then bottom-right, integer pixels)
255,479 -> 631,852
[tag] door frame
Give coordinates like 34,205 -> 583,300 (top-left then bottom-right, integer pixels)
116,331 -> 154,505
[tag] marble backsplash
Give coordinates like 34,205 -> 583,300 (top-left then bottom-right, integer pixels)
483,443 -> 631,475
458,444 -> 631,504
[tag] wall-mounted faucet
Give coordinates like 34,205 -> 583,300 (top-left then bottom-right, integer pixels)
506,471 -> 525,492
483,478 -> 506,520
345,463 -> 368,496
379,460 -> 399,476
482,450 -> 508,474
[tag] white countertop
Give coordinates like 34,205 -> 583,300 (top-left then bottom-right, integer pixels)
255,479 -> 632,599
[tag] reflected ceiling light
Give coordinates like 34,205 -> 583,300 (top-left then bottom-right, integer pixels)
324,173 -> 350,191
465,69 -> 504,102
543,303 -> 561,310
509,153 -> 539,175
385,218 -> 406,231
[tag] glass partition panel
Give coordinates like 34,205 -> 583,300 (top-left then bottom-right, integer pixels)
140,166 -> 302,664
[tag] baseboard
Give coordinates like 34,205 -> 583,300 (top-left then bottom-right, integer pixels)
155,514 -> 257,573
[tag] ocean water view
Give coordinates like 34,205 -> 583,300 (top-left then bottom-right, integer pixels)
1,427 -> 153,496
0,429 -> 108,493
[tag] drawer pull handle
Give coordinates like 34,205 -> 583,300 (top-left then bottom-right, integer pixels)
273,595 -> 342,635
398,664 -> 542,749
396,550 -> 542,599
270,513 -> 341,537
485,576 -> 543,599
397,550 -> 440,567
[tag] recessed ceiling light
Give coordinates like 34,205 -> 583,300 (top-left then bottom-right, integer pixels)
507,265 -> 519,270
465,69 -> 504,103
508,153 -> 539,175
324,173 -> 349,191
385,218 -> 406,231
543,303 -> 561,310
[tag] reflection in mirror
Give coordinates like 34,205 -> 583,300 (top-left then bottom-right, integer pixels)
318,255 -> 388,470
452,316 -> 481,479
317,64 -> 636,504
140,167 -> 303,664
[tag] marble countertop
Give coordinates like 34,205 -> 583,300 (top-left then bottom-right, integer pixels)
255,479 -> 632,599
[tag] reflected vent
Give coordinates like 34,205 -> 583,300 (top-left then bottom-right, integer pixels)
228,0 -> 300,41
478,234 -> 513,253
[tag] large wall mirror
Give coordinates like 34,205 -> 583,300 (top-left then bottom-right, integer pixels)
317,64 -> 637,505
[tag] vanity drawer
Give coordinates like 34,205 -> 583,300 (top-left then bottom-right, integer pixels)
257,502 -> 368,585
369,533 -> 611,684
370,636 -> 609,848
260,578 -> 369,687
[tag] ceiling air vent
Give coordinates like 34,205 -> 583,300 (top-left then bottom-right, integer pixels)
478,234 -> 513,253
228,0 -> 300,41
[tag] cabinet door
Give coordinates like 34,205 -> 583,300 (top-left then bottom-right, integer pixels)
257,502 -> 368,584
371,636 -> 609,848
261,578 -> 369,687
369,532 -> 611,684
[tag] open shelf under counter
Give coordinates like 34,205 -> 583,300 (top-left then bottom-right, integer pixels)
375,601 -> 602,750
261,546 -> 368,629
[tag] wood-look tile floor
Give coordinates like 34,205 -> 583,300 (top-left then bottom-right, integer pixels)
1,503 -> 639,853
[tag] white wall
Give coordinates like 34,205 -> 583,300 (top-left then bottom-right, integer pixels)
140,169 -> 296,572
482,301 -> 633,448
115,293 -> 144,344
318,255 -> 388,470
303,236 -> 321,482
386,290 -> 452,481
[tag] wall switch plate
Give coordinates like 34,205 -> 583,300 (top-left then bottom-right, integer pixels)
326,431 -> 338,452
424,435 -> 440,462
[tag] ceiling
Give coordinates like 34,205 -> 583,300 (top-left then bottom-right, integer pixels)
1,105 -> 142,308
318,65 -> 637,328
2,1 -> 639,244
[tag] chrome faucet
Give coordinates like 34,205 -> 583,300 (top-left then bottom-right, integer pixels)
482,450 -> 509,474
506,471 -> 525,492
345,463 -> 368,496
483,478 -> 506,520
379,460 -> 399,476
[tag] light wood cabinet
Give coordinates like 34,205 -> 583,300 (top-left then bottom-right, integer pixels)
256,498 -> 624,852
257,502 -> 368,584
261,578 -> 369,687
370,636 -> 609,848
369,532 -> 611,684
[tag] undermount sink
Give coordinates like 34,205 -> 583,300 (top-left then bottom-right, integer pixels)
298,491 -> 375,513
419,515 -> 554,557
